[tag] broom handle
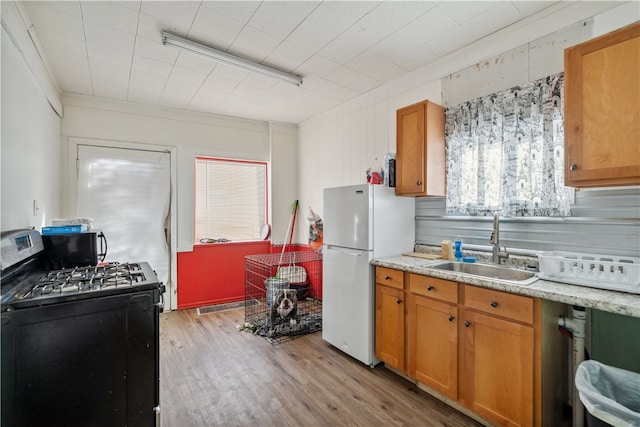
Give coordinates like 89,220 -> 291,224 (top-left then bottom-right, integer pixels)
278,200 -> 299,272
288,202 -> 298,246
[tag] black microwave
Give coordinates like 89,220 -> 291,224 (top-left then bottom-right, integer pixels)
42,231 -> 107,269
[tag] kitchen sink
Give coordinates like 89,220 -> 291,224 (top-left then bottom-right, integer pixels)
428,261 -> 539,285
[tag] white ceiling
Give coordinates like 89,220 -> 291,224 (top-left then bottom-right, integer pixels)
22,1 -> 568,124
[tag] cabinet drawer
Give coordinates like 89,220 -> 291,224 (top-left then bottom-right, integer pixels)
464,285 -> 533,324
376,267 -> 404,289
409,274 -> 458,304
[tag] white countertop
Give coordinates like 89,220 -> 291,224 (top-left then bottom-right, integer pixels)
372,255 -> 640,318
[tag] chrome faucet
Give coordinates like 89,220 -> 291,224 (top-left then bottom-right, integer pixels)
491,211 -> 509,264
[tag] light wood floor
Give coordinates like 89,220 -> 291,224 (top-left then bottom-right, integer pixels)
160,308 -> 483,427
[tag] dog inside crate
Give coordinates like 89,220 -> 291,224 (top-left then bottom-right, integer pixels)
268,288 -> 298,337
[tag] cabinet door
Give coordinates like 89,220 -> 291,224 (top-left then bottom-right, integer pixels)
564,22 -> 640,187
461,310 -> 534,427
375,284 -> 405,370
396,101 -> 445,196
397,102 -> 426,196
407,294 -> 458,400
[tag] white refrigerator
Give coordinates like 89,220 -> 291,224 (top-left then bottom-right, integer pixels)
322,184 -> 415,366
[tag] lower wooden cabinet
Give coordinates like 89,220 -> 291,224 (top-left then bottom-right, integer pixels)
374,267 -> 569,427
460,309 -> 534,426
407,294 -> 458,400
375,282 -> 405,370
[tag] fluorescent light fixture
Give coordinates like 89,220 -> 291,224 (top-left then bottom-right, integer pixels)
162,31 -> 303,86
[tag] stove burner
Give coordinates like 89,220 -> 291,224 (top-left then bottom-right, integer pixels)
19,263 -> 148,300
60,282 -> 79,293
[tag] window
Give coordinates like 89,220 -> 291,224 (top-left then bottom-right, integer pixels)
445,72 -> 572,217
195,157 -> 267,242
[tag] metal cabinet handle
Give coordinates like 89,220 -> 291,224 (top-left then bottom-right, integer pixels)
385,276 -> 391,280
427,285 -> 434,291
464,321 -> 471,327
396,298 -> 402,304
490,301 -> 498,308
448,315 -> 455,322
570,164 -> 578,171
416,180 -> 422,186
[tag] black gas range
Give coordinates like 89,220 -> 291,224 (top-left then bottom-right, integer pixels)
1,229 -> 164,427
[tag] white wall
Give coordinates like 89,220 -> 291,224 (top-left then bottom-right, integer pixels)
297,1 -> 639,245
441,19 -> 593,106
1,22 -> 62,231
269,122 -> 299,246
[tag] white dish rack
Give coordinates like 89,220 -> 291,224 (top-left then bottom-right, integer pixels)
538,251 -> 640,294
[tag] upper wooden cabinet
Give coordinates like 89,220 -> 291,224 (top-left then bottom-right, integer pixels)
564,22 -> 640,187
396,100 -> 445,196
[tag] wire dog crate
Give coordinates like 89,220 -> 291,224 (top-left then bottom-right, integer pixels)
244,250 -> 322,344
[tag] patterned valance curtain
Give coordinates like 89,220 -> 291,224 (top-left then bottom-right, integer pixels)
445,73 -> 571,217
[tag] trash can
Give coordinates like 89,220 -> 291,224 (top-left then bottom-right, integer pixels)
575,360 -> 640,427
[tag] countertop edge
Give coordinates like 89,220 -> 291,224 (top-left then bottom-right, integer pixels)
372,256 -> 640,318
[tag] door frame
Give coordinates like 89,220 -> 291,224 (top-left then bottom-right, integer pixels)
66,137 -> 178,310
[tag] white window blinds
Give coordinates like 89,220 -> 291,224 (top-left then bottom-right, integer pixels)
195,157 -> 267,242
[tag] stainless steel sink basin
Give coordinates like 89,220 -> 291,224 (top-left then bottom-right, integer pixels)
428,261 -> 538,285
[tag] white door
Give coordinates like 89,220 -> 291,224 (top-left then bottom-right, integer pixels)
76,144 -> 171,287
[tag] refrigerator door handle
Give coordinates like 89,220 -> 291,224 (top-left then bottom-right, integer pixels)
325,245 -> 363,257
